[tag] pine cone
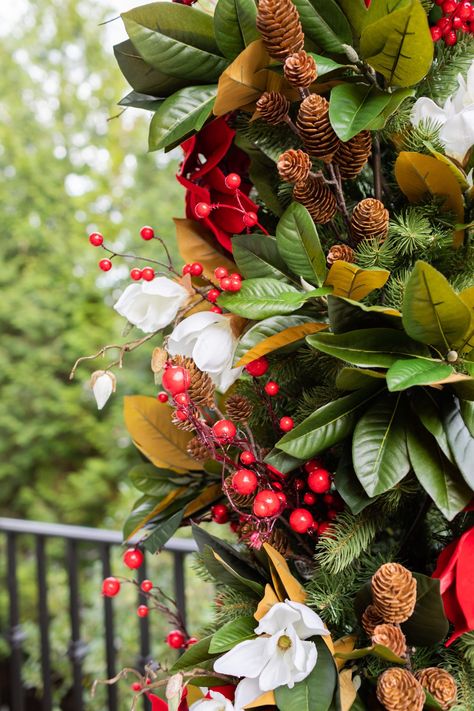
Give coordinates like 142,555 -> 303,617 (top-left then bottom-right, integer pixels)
296,94 -> 340,162
256,0 -> 304,61
284,51 -> 317,88
255,91 -> 290,125
362,604 -> 385,637
225,476 -> 253,508
267,527 -> 289,555
333,131 -> 372,179
377,669 -> 425,711
170,355 -> 215,407
293,176 -> 337,224
327,244 -> 354,265
187,436 -> 212,462
371,624 -> 406,658
415,668 -> 457,710
277,149 -> 312,183
371,563 -> 417,624
351,198 -> 389,244
226,394 -> 253,422
172,411 -> 195,432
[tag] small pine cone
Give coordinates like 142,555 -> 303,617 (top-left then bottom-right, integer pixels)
372,563 -> 417,624
351,197 -> 389,244
170,355 -> 215,407
225,476 -> 253,508
277,149 -> 312,183
377,669 -> 425,711
187,436 -> 212,462
362,604 -> 385,637
255,91 -> 290,125
415,668 -> 457,711
327,244 -> 355,265
333,130 -> 372,179
172,412 -> 195,432
267,528 -> 289,555
256,0 -> 304,61
225,394 -> 253,423
284,51 -> 317,88
371,624 -> 406,658
293,176 -> 337,224
296,94 -> 340,162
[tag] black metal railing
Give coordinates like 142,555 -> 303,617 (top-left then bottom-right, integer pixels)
0,517 -> 197,711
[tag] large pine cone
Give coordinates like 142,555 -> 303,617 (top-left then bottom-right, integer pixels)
277,149 -> 312,183
226,394 -> 253,423
372,624 -> 406,658
296,94 -> 340,162
371,563 -> 417,623
170,355 -> 215,407
284,51 -> 317,88
351,197 -> 389,243
415,668 -> 457,710
256,0 -> 304,61
293,176 -> 337,223
333,130 -> 372,179
187,436 -> 212,462
327,244 -> 354,265
256,91 -> 290,125
377,669 -> 425,711
362,604 -> 385,637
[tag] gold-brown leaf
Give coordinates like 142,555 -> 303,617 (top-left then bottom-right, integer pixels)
339,668 -> 358,711
334,635 -> 357,671
254,583 -> 281,621
174,218 -> 235,287
324,261 -> 389,301
235,322 -> 328,367
263,543 -> 306,603
183,483 -> 223,517
244,691 -> 276,708
126,487 -> 188,540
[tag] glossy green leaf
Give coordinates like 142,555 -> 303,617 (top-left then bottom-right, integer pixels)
460,399 -> 474,437
144,509 -> 184,553
214,0 -> 259,59
309,53 -> 348,76
171,636 -> 215,672
335,643 -> 406,665
148,85 -> 216,151
209,615 -> 256,653
234,315 -> 317,364
402,261 -> 471,351
275,637 -> 337,711
123,495 -> 159,539
366,88 -> 415,129
353,394 -> 410,497
264,448 -> 305,475
386,358 -> 453,392
328,295 -> 401,334
360,0 -> 433,87
329,83 -> 393,141
335,447 -> 373,514
232,234 -> 294,282
119,91 -> 163,111
292,0 -> 352,53
129,464 -> 191,496
407,422 -> 471,520
218,278 -> 330,320
192,524 -> 266,584
411,389 -> 454,463
336,0 -> 367,35
276,383 -> 383,460
336,367 -> 386,391
276,202 -> 327,286
307,329 -> 430,368
114,40 -> 192,97
442,394 -> 474,489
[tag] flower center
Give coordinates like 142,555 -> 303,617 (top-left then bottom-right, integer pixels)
277,634 -> 292,650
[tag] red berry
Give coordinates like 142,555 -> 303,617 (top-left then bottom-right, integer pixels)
187,637 -> 198,647
174,392 -> 190,406
458,1 -> 473,18
99,258 -> 112,272
141,267 -> 155,281
453,15 -> 463,28
123,548 -> 144,569
140,226 -> 155,240
195,202 -> 212,219
445,29 -> 458,43
212,419 -> 237,444
130,268 -> 142,281
220,276 -> 233,290
232,469 -> 258,495
174,409 -> 188,422
226,279 -> 242,292
157,391 -> 169,403
253,490 -> 281,517
89,232 -> 104,246
279,416 -> 294,432
323,493 -> 335,506
210,305 -> 223,314
264,381 -> 279,396
140,580 -> 153,593
214,267 -> 228,279
308,521 -> 319,535
272,480 -> 283,491
137,605 -> 149,617
245,357 -> 269,377
190,262 -> 203,277
277,492 -> 287,508
162,366 -> 190,396
294,478 -> 305,491
166,630 -> 186,649
102,577 -> 121,597
437,16 -> 451,29
289,508 -> 314,534
240,450 -> 255,465
303,492 -> 317,506
442,0 -> 457,13
243,211 -> 258,227
307,468 -> 331,494
304,459 -> 323,473
327,508 -> 338,521
431,25 -> 443,40
225,173 -> 241,190
230,273 -> 242,282
318,521 -> 332,536
131,682 -> 142,691
207,288 -> 220,303
212,504 -> 230,524
182,263 -> 193,275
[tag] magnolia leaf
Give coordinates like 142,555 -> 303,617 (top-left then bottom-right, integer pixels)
255,584 -> 281,621
275,637 -> 337,711
402,261 -> 471,351
123,396 -> 200,471
114,39 -> 191,97
386,358 -> 453,392
324,261 -> 389,301
148,85 -> 216,151
171,636 -> 215,672
442,393 -> 474,489
292,0 -> 352,53
183,483 -> 223,517
458,285 -> 474,352
335,447 -> 373,514
218,278 -> 330,319
143,509 -> 185,552
235,319 -> 327,366
338,668 -> 358,711
214,0 -> 259,59
411,389 -> 454,463
335,642 -> 406,665
129,464 -> 191,496
263,543 -> 306,603
365,88 -> 415,130
244,691 -> 276,708
232,234 -> 294,282
208,615 -> 256,653
276,202 -> 327,285
395,152 -> 465,246
423,143 -> 471,192
263,448 -> 305,475
119,90 -> 163,111
309,53 -> 348,76
336,0 -> 367,35
174,219 -> 235,286
328,294 -> 401,334
213,550 -> 264,594
329,83 -> 394,142
124,490 -> 187,540
336,367 -> 386,391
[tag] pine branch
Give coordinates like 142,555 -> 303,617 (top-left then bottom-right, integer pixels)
422,36 -> 474,105
314,511 -> 382,575
354,237 -> 399,270
234,114 -> 301,162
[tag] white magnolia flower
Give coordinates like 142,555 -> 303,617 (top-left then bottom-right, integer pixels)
91,370 -> 116,410
214,600 -> 329,710
167,311 -> 242,392
190,691 -> 235,711
114,277 -> 189,333
411,61 -> 474,163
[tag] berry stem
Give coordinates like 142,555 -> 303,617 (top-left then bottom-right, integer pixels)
69,331 -> 159,379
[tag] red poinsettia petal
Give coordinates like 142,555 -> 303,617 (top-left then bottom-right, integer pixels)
454,527 -> 474,631
180,118 -> 235,180
432,538 -> 461,594
202,216 -> 233,252
208,685 -> 236,701
147,693 -> 169,711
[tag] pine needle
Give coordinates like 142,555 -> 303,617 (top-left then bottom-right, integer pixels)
314,511 -> 381,575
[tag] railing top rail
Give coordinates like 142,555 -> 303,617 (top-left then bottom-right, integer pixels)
0,517 -> 197,553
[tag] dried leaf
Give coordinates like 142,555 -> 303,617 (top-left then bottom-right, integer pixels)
339,668 -> 358,711
235,322 -> 328,367
334,635 -> 357,670
263,543 -> 306,603
254,584 -> 281,621
126,487 -> 188,540
325,261 -> 390,301
151,347 -> 168,373
183,483 -> 223,517
174,218 -> 235,286
244,691 -> 276,708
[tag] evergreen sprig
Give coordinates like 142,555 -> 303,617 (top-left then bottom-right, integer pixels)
314,511 -> 382,575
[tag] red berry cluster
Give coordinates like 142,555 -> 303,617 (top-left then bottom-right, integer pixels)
182,262 -> 204,277
88,225 -> 158,276
194,173 -> 259,230
288,460 -> 344,535
245,357 -> 293,429
214,266 -> 242,294
431,0 -> 474,44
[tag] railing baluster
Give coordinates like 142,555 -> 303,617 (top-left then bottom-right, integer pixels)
36,536 -> 52,711
67,539 -> 87,711
173,552 -> 187,629
7,532 -> 25,711
137,559 -> 151,711
100,543 -> 118,711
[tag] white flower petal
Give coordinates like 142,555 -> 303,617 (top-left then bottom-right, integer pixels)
411,97 -> 447,128
439,107 -> 474,163
255,603 -> 300,636
142,276 -> 188,298
233,678 -> 262,711
92,372 -> 115,410
213,638 -> 269,679
286,600 -> 329,639
193,323 -> 234,373
211,364 -> 243,392
113,277 -> 188,333
169,311 -> 222,342
259,647 -> 292,691
291,640 -> 318,684
190,691 -> 234,711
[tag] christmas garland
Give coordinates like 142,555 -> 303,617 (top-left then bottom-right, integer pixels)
73,0 -> 474,709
